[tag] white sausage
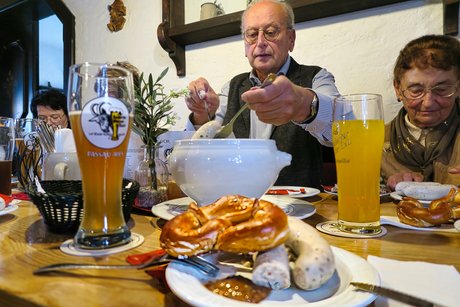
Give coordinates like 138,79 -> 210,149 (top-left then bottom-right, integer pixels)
252,244 -> 290,290
285,217 -> 335,290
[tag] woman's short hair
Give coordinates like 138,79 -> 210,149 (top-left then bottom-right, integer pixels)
30,89 -> 68,118
393,34 -> 460,85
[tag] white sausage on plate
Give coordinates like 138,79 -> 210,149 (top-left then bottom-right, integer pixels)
285,217 -> 335,290
395,181 -> 456,200
252,244 -> 290,290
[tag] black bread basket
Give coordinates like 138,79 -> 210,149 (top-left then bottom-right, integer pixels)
27,179 -> 139,233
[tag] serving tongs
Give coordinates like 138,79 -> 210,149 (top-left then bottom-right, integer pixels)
33,252 -> 220,276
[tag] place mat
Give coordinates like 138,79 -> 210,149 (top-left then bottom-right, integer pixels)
316,221 -> 387,238
60,232 -> 144,257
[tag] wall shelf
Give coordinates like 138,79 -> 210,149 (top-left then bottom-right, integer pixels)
158,0 -> 458,76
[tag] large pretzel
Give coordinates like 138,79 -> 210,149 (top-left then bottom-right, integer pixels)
396,188 -> 460,227
159,195 -> 289,257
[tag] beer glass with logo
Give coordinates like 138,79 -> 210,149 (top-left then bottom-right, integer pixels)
68,63 -> 134,249
0,117 -> 15,195
332,94 -> 384,235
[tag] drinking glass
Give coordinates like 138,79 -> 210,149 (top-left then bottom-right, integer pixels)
14,118 -> 42,190
332,94 -> 384,235
0,117 -> 15,195
68,63 -> 134,249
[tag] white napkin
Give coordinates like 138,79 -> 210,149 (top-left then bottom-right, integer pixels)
367,255 -> 460,307
54,128 -> 76,152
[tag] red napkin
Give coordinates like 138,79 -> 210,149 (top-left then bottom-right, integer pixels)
12,192 -> 30,201
126,249 -> 169,290
0,194 -> 14,205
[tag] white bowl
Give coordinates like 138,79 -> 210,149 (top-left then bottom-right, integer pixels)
168,139 -> 291,206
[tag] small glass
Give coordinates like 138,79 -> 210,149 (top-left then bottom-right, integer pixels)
0,117 -> 15,195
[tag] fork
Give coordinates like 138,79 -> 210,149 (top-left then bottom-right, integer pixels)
33,254 -> 220,276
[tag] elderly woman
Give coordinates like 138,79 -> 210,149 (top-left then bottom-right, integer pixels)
382,34 -> 460,190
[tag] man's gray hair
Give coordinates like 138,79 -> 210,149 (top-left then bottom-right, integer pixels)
241,0 -> 295,32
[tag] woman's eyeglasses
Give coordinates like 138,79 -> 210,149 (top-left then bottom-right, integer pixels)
402,84 -> 458,100
38,113 -> 64,124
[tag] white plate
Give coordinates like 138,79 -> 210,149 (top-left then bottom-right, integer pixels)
166,246 -> 379,306
381,216 -> 459,233
323,185 -> 391,197
455,220 -> 460,232
152,195 -> 316,220
389,192 -> 431,205
0,204 -> 18,216
266,186 -> 320,198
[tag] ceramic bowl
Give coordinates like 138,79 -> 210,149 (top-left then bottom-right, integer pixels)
168,139 -> 291,206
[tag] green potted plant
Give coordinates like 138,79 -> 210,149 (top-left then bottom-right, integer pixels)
123,63 -> 188,208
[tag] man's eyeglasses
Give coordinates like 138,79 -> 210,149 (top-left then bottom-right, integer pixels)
243,26 -> 290,44
402,84 -> 458,100
38,113 -> 64,123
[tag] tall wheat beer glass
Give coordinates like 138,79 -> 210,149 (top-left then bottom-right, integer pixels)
332,94 -> 384,235
68,63 -> 134,248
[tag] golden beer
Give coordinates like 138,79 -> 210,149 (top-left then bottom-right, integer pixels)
332,94 -> 384,235
70,111 -> 132,247
68,62 -> 136,249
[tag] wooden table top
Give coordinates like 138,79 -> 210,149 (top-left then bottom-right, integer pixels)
0,194 -> 458,306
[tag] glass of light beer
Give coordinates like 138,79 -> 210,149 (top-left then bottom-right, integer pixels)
68,63 -> 134,249
332,94 -> 384,235
0,117 -> 15,195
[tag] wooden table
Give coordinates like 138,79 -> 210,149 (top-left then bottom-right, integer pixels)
0,194 -> 458,306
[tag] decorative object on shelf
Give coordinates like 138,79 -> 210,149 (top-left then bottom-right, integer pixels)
200,1 -> 224,20
128,65 -> 188,209
107,0 -> 126,32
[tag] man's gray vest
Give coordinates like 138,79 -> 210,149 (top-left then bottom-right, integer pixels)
224,59 -> 324,187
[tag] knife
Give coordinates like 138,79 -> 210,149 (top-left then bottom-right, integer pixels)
351,282 -> 437,307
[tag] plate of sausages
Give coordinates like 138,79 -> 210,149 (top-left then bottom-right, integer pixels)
165,217 -> 379,306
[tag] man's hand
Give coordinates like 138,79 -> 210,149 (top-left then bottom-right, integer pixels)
186,77 -> 220,125
240,75 -> 315,126
386,172 -> 424,191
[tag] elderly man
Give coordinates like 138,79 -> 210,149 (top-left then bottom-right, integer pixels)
184,0 -> 340,188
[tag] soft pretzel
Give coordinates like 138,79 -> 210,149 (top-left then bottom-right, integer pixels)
396,188 -> 460,227
160,195 -> 289,257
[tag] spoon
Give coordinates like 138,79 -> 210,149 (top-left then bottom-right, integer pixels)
213,73 -> 277,139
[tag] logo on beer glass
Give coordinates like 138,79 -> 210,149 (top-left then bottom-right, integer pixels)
81,97 -> 129,149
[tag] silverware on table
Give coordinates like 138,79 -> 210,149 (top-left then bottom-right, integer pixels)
213,73 -> 277,139
34,254 -> 220,276
351,282 -> 438,307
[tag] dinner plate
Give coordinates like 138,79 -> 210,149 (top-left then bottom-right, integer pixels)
389,192 -> 431,205
380,216 -> 459,233
0,204 -> 18,216
323,185 -> 391,197
165,246 -> 379,306
265,186 -> 320,198
455,220 -> 460,232
151,195 -> 316,220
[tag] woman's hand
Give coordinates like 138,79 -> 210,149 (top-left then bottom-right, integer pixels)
386,171 -> 424,191
448,165 -> 460,174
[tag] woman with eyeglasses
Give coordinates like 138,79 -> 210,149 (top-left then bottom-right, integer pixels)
30,89 -> 70,128
382,34 -> 460,190
184,0 -> 340,188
